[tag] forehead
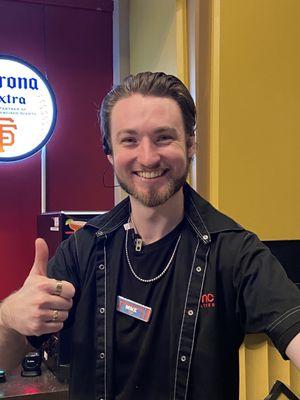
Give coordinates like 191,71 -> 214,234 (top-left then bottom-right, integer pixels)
110,94 -> 184,134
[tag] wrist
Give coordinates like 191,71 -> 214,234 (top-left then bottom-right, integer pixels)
0,296 -> 16,333
0,301 -> 6,327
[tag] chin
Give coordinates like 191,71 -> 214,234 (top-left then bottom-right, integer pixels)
119,176 -> 186,208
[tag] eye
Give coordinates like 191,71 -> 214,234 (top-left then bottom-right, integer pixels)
156,135 -> 173,145
120,136 -> 137,146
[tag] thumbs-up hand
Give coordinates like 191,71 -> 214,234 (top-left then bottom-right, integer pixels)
0,238 -> 75,336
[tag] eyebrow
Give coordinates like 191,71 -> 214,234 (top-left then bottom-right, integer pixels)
116,127 -> 177,137
153,127 -> 177,134
116,129 -> 137,137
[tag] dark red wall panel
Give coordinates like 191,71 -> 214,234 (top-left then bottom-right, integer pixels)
0,155 -> 41,299
45,4 -> 114,211
0,0 -> 113,299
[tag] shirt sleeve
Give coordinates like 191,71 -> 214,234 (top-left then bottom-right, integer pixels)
233,231 -> 300,359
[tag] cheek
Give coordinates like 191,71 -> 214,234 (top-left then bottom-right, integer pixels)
161,151 -> 188,176
111,152 -> 133,172
165,145 -> 188,165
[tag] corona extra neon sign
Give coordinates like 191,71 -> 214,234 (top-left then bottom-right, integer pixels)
0,55 -> 57,162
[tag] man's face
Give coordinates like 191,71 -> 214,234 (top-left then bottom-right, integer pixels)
108,94 -> 195,208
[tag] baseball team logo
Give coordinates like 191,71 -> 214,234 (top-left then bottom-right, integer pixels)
0,117 -> 17,153
0,55 -> 57,162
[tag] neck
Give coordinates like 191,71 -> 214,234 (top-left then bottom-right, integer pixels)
130,189 -> 184,244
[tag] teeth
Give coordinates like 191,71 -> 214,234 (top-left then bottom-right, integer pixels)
137,170 -> 164,179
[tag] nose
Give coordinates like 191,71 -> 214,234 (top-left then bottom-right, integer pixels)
137,138 -> 160,167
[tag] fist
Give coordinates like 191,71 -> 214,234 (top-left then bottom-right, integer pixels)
0,238 -> 75,336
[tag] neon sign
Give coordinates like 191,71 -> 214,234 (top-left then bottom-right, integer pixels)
0,55 -> 57,162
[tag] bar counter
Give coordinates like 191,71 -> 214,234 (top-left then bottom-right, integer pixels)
0,364 -> 68,399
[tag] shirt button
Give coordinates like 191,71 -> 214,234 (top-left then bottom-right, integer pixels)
196,266 -> 202,272
181,355 -> 187,362
187,309 -> 194,316
203,234 -> 209,240
99,352 -> 105,359
98,264 -> 105,270
99,308 -> 105,314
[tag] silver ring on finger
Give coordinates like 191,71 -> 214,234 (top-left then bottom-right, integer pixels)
54,280 -> 63,296
51,309 -> 59,322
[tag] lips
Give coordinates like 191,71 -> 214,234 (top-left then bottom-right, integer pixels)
135,169 -> 166,179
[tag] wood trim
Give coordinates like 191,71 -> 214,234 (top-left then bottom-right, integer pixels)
176,0 -> 189,86
209,0 -> 220,208
194,0 -> 213,201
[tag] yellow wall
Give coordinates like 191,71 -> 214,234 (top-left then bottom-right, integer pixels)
129,0 -> 177,75
214,0 -> 300,240
199,1 -> 300,398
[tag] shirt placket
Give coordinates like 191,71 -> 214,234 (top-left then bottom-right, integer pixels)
95,232 -> 107,400
173,238 -> 210,400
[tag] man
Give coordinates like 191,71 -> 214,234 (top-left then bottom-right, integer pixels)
1,72 -> 300,400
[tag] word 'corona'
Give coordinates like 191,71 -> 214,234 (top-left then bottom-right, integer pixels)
0,76 -> 38,90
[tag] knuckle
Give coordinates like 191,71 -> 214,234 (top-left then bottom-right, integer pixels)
34,294 -> 48,309
31,320 -> 43,334
32,309 -> 42,319
36,279 -> 50,292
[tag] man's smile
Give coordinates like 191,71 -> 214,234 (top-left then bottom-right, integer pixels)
134,169 -> 167,179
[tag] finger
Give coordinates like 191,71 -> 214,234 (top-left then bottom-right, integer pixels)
50,279 -> 75,299
29,238 -> 49,277
42,297 -> 73,312
44,309 -> 69,323
37,322 -> 64,335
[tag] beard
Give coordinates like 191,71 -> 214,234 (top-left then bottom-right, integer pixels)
116,162 -> 190,208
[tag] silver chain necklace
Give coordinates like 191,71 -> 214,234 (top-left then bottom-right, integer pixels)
125,228 -> 181,283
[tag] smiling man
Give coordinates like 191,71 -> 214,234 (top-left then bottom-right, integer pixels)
1,72 -> 300,400
108,94 -> 193,209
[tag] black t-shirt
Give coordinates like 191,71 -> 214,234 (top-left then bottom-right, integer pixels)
113,221 -> 186,400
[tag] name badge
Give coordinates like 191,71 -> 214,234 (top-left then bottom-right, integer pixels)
116,295 -> 152,322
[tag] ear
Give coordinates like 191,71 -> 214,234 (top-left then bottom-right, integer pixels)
187,135 -> 196,159
107,154 -> 114,165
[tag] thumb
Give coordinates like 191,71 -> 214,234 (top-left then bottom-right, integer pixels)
29,238 -> 49,276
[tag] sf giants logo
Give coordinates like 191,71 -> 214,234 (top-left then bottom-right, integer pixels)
201,293 -> 215,308
0,117 -> 17,152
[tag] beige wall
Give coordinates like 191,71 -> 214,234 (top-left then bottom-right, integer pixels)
129,0 -> 177,75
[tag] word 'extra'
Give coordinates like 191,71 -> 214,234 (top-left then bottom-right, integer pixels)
0,95 -> 25,104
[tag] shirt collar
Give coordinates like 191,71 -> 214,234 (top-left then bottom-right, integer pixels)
183,183 -> 243,243
85,183 -> 243,241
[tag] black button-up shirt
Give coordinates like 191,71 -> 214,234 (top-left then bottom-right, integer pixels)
29,183 -> 300,399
